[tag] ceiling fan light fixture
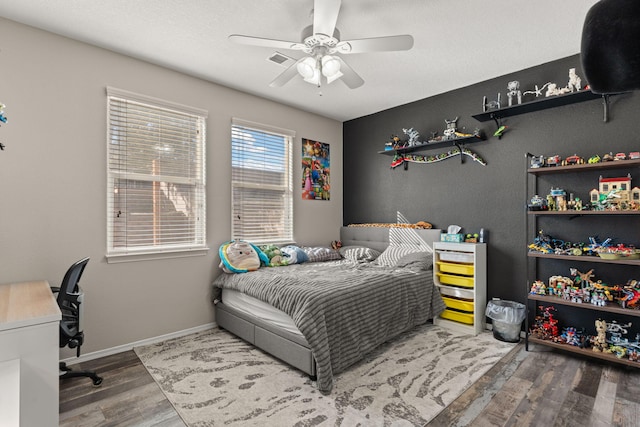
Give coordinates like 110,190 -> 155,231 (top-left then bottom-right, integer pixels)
297,56 -> 317,79
321,55 -> 341,75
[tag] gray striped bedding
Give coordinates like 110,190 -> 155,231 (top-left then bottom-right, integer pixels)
212,259 -> 445,394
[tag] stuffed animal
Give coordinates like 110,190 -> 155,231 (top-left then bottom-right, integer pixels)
260,244 -> 289,267
219,240 -> 268,273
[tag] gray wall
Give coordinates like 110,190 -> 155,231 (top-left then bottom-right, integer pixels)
0,18 -> 343,355
344,54 -> 640,305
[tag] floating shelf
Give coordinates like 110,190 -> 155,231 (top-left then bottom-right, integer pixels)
472,90 -> 605,122
378,134 -> 484,155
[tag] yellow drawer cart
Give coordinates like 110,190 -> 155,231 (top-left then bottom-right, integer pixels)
433,242 -> 487,335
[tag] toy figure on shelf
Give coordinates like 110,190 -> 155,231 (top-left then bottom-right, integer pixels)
545,83 -> 571,97
507,80 -> 522,106
523,84 -> 547,98
530,280 -> 547,295
567,68 -> 582,92
482,93 -> 501,112
560,327 -> 585,347
619,282 -> 640,309
549,188 -> 567,211
402,127 -> 422,147
530,305 -> 559,340
591,319 -> 609,352
442,117 -> 459,140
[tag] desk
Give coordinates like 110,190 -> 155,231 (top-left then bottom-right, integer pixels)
0,281 -> 61,427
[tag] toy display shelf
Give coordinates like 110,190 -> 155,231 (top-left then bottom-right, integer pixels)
472,90 -> 606,123
378,134 -> 484,155
528,294 -> 640,318
524,152 -> 640,367
527,336 -> 640,368
527,252 -> 640,266
527,159 -> 640,175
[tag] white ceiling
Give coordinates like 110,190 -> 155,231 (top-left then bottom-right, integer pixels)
0,0 -> 599,122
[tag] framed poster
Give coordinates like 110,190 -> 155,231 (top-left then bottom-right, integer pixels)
302,138 -> 330,200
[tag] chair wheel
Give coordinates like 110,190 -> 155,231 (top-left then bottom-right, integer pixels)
92,377 -> 103,386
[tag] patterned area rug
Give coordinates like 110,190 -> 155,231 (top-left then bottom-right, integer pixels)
134,324 -> 515,426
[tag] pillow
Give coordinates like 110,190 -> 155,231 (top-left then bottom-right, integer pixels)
375,244 -> 429,267
302,246 -> 342,263
281,245 -> 309,264
394,251 -> 433,271
339,245 -> 381,262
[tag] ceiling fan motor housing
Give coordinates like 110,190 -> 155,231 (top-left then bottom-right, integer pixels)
301,25 -> 341,54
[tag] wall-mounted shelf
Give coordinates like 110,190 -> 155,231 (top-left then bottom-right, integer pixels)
378,134 -> 484,155
472,90 -> 609,127
379,134 -> 486,169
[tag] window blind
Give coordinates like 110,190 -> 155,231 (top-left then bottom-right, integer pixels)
107,87 -> 207,257
231,118 -> 294,244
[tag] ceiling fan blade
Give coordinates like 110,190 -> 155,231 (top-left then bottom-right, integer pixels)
336,35 -> 414,54
313,0 -> 341,36
336,57 -> 364,89
229,34 -> 305,51
269,58 -> 306,87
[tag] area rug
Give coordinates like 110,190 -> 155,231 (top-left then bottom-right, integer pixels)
134,324 -> 515,427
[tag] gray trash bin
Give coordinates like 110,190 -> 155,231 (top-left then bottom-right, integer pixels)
485,300 -> 526,343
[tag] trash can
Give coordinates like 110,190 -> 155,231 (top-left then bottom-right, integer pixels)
485,300 -> 526,343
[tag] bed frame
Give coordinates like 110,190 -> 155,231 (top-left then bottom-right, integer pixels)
214,226 -> 442,378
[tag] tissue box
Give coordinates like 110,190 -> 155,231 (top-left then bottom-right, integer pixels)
441,233 -> 464,242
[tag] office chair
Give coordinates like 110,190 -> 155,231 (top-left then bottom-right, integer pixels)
52,257 -> 103,386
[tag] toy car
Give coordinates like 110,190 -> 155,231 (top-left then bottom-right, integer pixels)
528,194 -> 548,211
562,154 -> 584,166
530,155 -> 545,168
602,152 -> 614,161
546,155 -> 561,166
615,152 -> 627,160
630,151 -> 640,159
588,155 -> 601,164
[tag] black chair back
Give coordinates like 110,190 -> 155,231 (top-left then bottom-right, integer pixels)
57,257 -> 89,349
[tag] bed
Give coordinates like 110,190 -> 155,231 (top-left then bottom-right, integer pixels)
212,226 -> 445,394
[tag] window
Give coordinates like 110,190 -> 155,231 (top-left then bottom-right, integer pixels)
231,118 -> 294,244
106,87 -> 207,259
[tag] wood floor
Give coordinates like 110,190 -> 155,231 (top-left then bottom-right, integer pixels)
59,342 -> 640,426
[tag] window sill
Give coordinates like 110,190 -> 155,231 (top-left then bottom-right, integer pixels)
106,247 -> 209,264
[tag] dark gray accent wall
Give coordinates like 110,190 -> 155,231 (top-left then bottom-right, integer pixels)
344,54 -> 640,304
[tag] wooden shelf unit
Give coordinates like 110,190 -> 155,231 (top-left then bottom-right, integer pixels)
525,156 -> 640,366
433,242 -> 486,335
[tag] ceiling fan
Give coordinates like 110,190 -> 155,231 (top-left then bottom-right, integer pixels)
229,0 -> 414,89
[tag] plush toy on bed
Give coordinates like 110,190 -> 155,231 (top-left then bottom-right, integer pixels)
260,244 -> 290,267
219,240 -> 269,273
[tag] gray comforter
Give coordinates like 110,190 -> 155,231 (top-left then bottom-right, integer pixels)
212,259 -> 445,394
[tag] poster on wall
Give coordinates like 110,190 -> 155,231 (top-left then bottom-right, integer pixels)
302,138 -> 330,200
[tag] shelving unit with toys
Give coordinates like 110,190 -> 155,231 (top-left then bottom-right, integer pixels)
433,242 -> 486,335
525,155 -> 640,366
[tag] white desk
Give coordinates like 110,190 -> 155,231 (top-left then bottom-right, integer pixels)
0,281 -> 61,427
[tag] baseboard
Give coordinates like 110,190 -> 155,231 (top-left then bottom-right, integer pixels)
62,322 -> 216,365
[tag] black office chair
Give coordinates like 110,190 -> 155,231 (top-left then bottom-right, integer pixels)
52,257 -> 103,386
